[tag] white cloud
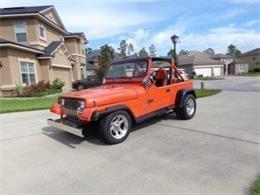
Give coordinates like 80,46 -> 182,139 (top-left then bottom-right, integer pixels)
245,19 -> 260,26
179,26 -> 260,53
113,24 -> 260,55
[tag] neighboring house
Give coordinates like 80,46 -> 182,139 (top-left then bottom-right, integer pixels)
86,49 -> 101,76
239,48 -> 260,71
178,51 -> 224,77
86,49 -> 125,77
0,5 -> 87,96
210,53 -> 233,75
228,58 -> 249,74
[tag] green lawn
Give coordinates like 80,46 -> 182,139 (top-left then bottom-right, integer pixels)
0,89 -> 221,114
195,89 -> 221,98
0,95 -> 58,113
251,177 -> 260,195
238,72 -> 260,76
194,76 -> 223,81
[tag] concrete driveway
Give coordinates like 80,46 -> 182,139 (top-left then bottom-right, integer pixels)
0,91 -> 260,194
194,76 -> 260,91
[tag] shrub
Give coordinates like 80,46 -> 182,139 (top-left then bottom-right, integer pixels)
15,84 -> 24,97
52,79 -> 64,90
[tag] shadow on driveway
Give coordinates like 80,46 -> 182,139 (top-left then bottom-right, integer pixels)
41,113 -> 178,148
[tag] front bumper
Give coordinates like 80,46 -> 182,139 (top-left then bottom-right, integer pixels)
47,118 -> 84,138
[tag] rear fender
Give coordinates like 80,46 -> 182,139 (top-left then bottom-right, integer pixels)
176,89 -> 197,108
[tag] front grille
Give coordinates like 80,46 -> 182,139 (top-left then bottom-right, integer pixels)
63,99 -> 81,120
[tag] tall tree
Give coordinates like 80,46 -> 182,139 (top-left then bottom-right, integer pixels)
203,48 -> 215,55
118,40 -> 128,58
227,44 -> 242,57
167,49 -> 175,59
138,48 -> 149,57
127,43 -> 134,56
149,44 -> 156,57
95,45 -> 115,81
178,49 -> 189,56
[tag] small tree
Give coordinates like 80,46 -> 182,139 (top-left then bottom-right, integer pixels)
149,44 -> 156,57
227,44 -> 241,57
127,43 -> 134,56
203,48 -> 215,55
118,40 -> 128,58
138,48 -> 149,57
178,49 -> 189,56
95,45 -> 115,81
167,49 -> 176,59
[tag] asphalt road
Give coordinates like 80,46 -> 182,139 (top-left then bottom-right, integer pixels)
194,76 -> 260,91
0,90 -> 260,194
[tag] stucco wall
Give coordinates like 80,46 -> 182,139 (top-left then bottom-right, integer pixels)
0,48 -> 12,86
239,54 -> 260,70
7,48 -> 42,85
0,18 -> 38,44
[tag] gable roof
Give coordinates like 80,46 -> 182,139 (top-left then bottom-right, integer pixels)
38,41 -> 62,58
179,51 -> 224,66
211,53 -> 232,59
64,32 -> 88,43
0,38 -> 44,54
241,48 -> 260,56
0,5 -> 52,15
0,5 -> 68,34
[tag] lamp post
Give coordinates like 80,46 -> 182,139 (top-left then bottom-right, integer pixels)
171,34 -> 179,65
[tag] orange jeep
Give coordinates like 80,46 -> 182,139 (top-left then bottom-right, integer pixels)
48,57 -> 196,144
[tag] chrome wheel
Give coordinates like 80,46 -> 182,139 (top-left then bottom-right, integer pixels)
109,114 -> 129,139
186,98 -> 195,116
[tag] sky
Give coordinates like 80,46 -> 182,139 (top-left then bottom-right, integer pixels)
1,0 -> 260,55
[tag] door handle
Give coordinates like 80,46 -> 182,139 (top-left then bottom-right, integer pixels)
166,89 -> 170,92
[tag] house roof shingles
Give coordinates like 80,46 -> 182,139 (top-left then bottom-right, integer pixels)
0,5 -> 52,15
241,48 -> 260,56
0,38 -> 44,53
178,51 -> 224,66
38,41 -> 62,58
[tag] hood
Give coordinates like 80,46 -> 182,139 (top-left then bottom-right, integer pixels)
62,83 -> 144,106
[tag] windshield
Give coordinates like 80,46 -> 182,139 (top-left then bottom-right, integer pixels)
106,60 -> 147,79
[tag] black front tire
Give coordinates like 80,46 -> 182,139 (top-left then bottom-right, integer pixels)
176,94 -> 196,120
98,110 -> 132,144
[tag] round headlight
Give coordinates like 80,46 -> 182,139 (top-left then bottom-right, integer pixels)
78,100 -> 85,110
58,98 -> 65,106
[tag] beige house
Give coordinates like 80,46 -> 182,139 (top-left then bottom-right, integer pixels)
239,48 -> 260,71
0,5 -> 87,96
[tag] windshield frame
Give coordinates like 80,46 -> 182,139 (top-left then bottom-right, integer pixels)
105,58 -> 149,81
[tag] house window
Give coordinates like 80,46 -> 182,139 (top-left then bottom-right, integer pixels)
20,61 -> 36,85
39,24 -> 46,41
14,22 -> 27,42
80,67 -> 85,79
253,56 -> 256,61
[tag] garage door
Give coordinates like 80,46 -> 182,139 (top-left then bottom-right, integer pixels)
52,67 -> 72,90
213,67 -> 222,76
194,68 -> 212,77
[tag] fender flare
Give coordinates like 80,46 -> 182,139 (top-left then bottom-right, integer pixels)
91,105 -> 136,122
175,89 -> 197,108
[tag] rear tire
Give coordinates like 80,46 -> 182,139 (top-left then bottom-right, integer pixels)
99,110 -> 131,144
176,94 -> 196,120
